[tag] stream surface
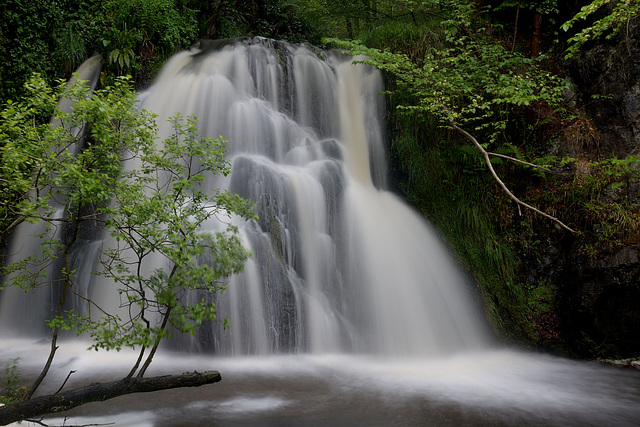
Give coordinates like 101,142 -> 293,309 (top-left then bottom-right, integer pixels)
2,340 -> 640,426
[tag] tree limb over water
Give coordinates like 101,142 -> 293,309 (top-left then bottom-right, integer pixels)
0,371 -> 221,426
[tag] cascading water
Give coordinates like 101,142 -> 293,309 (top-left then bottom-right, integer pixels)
2,40 -> 640,426
132,37 -> 490,357
1,39 -> 489,355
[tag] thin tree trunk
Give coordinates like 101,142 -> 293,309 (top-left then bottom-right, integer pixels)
531,11 -> 543,58
126,345 -> 147,380
511,1 -> 521,53
24,207 -> 81,400
136,306 -> 172,378
135,263 -> 179,378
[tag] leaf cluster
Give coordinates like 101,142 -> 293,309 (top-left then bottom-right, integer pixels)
0,359 -> 25,404
562,0 -> 640,58
99,0 -> 198,70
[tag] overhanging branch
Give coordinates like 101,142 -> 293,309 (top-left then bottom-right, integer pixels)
0,371 -> 221,425
450,121 -> 577,233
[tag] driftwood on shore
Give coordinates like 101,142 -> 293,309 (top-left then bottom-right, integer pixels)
0,370 -> 221,426
597,358 -> 640,370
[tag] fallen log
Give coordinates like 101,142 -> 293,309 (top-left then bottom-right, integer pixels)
0,370 -> 221,426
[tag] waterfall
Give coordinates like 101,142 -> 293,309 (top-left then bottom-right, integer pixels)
1,39 -> 490,358
138,38 -> 490,356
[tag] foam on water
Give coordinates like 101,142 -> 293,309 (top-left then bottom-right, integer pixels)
2,340 -> 639,426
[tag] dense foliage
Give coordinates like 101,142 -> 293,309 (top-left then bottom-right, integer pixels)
0,0 -> 314,104
563,0 -> 640,58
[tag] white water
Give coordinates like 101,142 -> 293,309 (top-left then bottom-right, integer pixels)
1,40 -> 639,426
2,339 -> 640,426
129,38 -> 490,356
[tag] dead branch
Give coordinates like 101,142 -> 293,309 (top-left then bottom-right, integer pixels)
0,371 -> 221,426
486,152 -> 551,172
450,121 -> 577,233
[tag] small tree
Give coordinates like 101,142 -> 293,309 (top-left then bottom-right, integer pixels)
0,74 -> 255,415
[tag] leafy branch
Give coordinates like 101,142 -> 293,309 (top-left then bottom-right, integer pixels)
326,28 -> 575,232
1,74 -> 256,403
562,0 -> 640,59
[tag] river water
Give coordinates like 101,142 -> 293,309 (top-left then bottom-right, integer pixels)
2,339 -> 640,426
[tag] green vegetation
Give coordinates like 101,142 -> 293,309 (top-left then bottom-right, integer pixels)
0,359 -> 25,404
0,75 -> 255,397
0,0 -> 196,102
556,155 -> 640,258
0,0 -> 315,104
97,0 -> 198,79
563,0 -> 640,58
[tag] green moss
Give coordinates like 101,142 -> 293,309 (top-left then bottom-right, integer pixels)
525,279 -> 556,317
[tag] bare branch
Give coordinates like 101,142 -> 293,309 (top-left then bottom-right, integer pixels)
55,371 -> 77,394
450,122 -> 577,233
486,152 -> 552,172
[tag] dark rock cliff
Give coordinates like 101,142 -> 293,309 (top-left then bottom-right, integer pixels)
565,18 -> 640,157
533,15 -> 640,358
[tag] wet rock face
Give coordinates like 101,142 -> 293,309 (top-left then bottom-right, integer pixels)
558,242 -> 640,358
565,17 -> 640,157
519,228 -> 640,358
542,13 -> 640,359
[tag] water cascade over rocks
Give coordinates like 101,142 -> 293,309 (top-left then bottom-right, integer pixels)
140,38 -> 491,356
0,38 -> 490,357
2,39 -> 640,427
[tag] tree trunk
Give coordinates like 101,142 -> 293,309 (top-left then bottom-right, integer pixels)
0,371 -> 221,425
511,0 -> 521,53
531,11 -> 543,58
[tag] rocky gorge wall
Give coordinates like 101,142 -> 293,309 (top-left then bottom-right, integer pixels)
527,15 -> 640,359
